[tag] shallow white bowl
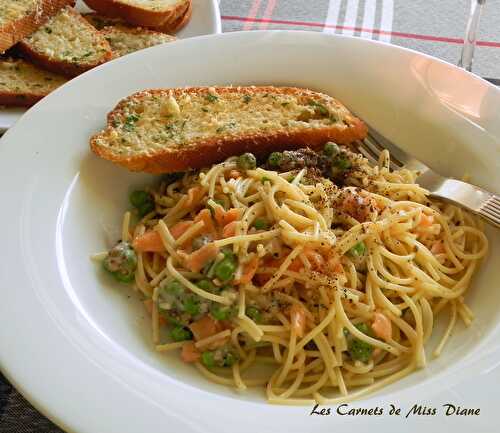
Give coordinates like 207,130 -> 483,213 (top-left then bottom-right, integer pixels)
0,31 -> 499,433
0,0 -> 221,132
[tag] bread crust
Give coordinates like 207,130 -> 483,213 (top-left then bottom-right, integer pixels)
156,0 -> 189,27
0,0 -> 75,53
90,86 -> 368,174
18,8 -> 113,77
154,0 -> 191,34
82,0 -> 184,27
0,92 -> 43,107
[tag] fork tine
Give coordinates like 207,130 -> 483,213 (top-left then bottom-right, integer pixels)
483,199 -> 500,215
365,133 -> 404,170
354,140 -> 379,166
479,208 -> 500,227
487,197 -> 500,212
478,197 -> 500,228
365,128 -> 405,168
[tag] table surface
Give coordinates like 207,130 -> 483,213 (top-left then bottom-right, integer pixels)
1,0 -> 500,431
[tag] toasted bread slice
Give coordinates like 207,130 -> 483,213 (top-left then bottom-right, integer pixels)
18,7 -> 113,77
154,0 -> 191,34
90,86 -> 368,173
101,24 -> 176,57
82,0 -> 188,27
83,12 -> 124,30
0,57 -> 67,106
83,10 -> 188,35
0,0 -> 75,53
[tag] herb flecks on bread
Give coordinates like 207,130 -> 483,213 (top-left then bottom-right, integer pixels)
0,0 -> 75,53
90,86 -> 368,173
102,25 -> 176,57
0,58 -> 67,106
19,6 -> 112,77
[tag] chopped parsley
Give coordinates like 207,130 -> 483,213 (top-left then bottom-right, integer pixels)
123,114 -> 140,131
201,107 -> 209,112
243,95 -> 251,104
205,94 -> 218,103
165,120 -> 186,138
308,99 -> 329,117
44,27 -> 52,34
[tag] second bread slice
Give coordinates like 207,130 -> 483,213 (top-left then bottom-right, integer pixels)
18,7 -> 113,77
101,25 -> 176,58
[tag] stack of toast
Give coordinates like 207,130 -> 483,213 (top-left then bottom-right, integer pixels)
0,0 -> 191,107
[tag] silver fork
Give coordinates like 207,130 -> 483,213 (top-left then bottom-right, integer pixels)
354,126 -> 500,228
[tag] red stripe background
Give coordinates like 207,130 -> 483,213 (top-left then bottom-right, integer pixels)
221,15 -> 500,48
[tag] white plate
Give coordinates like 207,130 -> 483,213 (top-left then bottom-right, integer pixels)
0,0 -> 221,132
0,31 -> 499,433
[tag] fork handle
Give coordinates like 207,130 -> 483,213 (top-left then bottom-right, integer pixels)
428,178 -> 500,228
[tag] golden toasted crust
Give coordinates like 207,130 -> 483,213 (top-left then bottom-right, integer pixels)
0,92 -> 41,107
0,0 -> 75,53
18,8 -> 113,77
156,0 -> 189,27
90,86 -> 368,174
82,0 -> 185,27
154,0 -> 191,33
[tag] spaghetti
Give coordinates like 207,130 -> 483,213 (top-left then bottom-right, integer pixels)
97,144 -> 488,404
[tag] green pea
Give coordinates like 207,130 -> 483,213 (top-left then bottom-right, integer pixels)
245,306 -> 262,323
222,248 -> 236,260
215,257 -> 237,282
253,218 -> 268,230
196,279 -> 217,293
130,190 -> 155,217
355,322 -> 373,336
211,304 -> 233,321
348,337 -> 373,363
170,326 -> 192,342
164,279 -> 184,296
334,156 -> 352,170
103,241 -> 137,284
349,241 -> 366,257
138,201 -> 155,217
237,153 -> 257,170
267,152 -> 283,167
130,190 -> 150,207
183,296 -> 200,315
114,271 -> 135,283
223,352 -> 238,367
324,142 -> 340,157
161,313 -> 183,326
201,351 -> 215,368
346,322 -> 374,363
